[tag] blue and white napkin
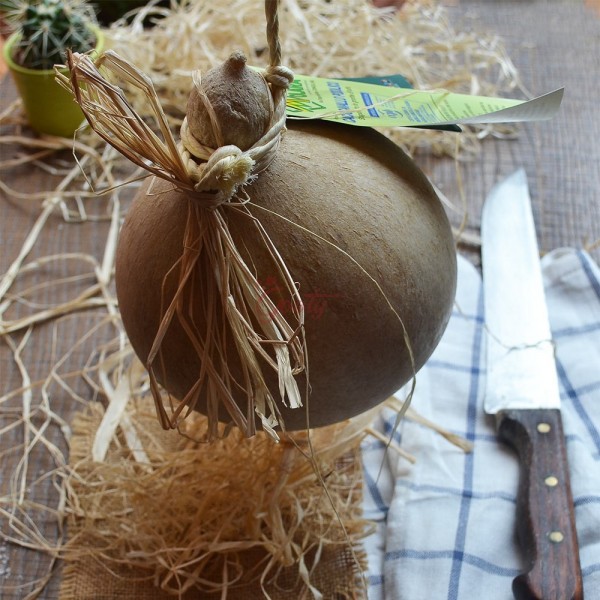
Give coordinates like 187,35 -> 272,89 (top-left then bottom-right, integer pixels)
362,248 -> 600,600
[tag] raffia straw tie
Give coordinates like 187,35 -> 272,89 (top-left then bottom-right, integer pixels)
178,65 -> 294,209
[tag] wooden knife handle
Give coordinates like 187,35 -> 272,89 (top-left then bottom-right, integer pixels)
498,408 -> 584,600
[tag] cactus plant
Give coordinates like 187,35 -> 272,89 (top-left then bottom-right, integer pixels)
1,0 -> 102,135
2,0 -> 97,70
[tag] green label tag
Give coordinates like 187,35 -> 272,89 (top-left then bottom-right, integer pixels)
285,73 -> 563,129
339,75 -> 461,132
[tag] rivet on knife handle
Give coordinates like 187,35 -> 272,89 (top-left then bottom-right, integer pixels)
498,408 -> 584,600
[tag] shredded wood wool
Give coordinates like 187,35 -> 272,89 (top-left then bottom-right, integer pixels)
61,397 -> 373,598
0,0 -> 518,597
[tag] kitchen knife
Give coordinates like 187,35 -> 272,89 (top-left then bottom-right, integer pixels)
481,169 -> 584,600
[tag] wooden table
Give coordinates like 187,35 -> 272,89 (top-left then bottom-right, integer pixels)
1,1 -> 598,598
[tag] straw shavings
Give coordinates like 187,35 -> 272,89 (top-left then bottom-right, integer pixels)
0,106 -> 139,598
58,396 -> 376,598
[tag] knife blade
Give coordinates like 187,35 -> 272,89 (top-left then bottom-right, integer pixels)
481,169 -> 584,600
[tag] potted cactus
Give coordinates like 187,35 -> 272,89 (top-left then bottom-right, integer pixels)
1,0 -> 104,137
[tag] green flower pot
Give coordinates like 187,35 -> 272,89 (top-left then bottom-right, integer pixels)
3,27 -> 104,138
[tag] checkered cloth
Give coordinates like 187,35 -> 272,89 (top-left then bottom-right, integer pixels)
362,248 -> 600,599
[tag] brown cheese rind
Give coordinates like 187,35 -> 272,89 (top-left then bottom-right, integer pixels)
115,120 -> 457,431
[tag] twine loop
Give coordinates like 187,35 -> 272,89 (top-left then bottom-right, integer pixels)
264,64 -> 294,90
